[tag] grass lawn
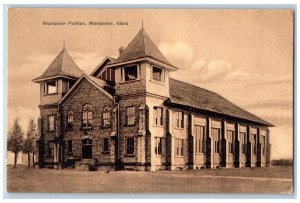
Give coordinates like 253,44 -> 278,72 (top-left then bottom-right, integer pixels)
6,165 -> 293,194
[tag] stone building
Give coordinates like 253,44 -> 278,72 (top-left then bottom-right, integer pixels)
32,28 -> 273,171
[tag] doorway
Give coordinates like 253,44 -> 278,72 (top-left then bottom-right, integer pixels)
82,138 -> 93,159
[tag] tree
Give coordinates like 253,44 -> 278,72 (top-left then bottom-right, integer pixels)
23,118 -> 37,168
7,119 -> 24,168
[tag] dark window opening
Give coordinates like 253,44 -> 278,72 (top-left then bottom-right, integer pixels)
126,137 -> 134,155
47,141 -> 54,157
123,65 -> 138,81
102,138 -> 109,152
67,140 -> 72,154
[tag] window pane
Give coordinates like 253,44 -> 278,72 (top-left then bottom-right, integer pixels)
124,65 -> 138,81
103,138 -> 109,152
46,81 -> 57,94
152,66 -> 163,82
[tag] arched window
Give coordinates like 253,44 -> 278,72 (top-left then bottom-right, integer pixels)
82,104 -> 93,129
102,107 -> 111,127
67,110 -> 74,129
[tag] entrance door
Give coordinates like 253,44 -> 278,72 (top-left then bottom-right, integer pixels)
82,138 -> 93,159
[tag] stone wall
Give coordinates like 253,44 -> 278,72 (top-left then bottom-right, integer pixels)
60,78 -> 116,167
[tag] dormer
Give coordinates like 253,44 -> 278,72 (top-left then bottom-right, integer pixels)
32,47 -> 84,106
93,28 -> 178,98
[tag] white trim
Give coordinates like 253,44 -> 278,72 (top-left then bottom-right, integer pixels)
58,74 -> 113,106
32,74 -> 79,83
105,57 -> 178,71
121,64 -> 140,82
150,64 -> 165,83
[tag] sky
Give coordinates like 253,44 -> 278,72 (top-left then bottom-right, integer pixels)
7,8 -> 293,159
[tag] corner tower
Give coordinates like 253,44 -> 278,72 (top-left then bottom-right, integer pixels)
32,47 -> 83,168
96,28 -> 178,171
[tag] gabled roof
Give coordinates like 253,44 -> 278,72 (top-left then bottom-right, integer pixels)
58,74 -> 114,105
168,78 -> 274,127
91,56 -> 116,77
108,28 -> 177,69
33,48 -> 84,82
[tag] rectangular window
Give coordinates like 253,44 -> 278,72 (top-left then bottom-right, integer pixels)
82,111 -> 93,128
139,108 -> 145,131
48,115 -> 55,131
44,81 -> 57,94
262,135 -> 266,155
123,65 -> 139,81
240,132 -> 247,155
67,111 -> 74,129
67,140 -> 72,154
152,66 -> 164,82
175,139 -> 184,156
102,112 -> 111,127
47,141 -> 54,157
126,137 -> 135,155
195,125 -> 205,153
227,130 -> 234,154
212,128 -> 221,154
252,134 -> 257,155
175,111 -> 184,128
153,107 -> 163,126
126,106 -> 135,126
154,137 -> 162,155
103,138 -> 109,152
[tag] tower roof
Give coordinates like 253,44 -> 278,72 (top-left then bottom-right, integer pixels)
33,48 -> 84,82
109,28 -> 176,69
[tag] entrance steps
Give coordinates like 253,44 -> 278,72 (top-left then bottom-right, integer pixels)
75,159 -> 96,171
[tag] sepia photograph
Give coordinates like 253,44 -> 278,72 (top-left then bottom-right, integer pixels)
6,7 -> 294,195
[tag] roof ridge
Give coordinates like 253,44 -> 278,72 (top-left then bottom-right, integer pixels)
169,77 -> 273,126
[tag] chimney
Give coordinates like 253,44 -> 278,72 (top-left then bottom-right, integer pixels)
118,46 -> 124,56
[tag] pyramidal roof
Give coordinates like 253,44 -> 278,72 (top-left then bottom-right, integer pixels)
33,48 -> 84,82
110,28 -> 176,68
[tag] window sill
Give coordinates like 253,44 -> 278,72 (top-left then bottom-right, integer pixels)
125,124 -> 135,127
81,127 -> 93,131
44,93 -> 58,96
125,154 -> 135,157
155,154 -> 162,157
174,127 -> 184,130
119,79 -> 141,84
149,79 -> 165,86
153,125 -> 164,128
66,128 -> 74,131
100,125 -> 112,129
45,156 -> 54,158
175,155 -> 185,158
102,151 -> 110,154
195,152 -> 205,155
